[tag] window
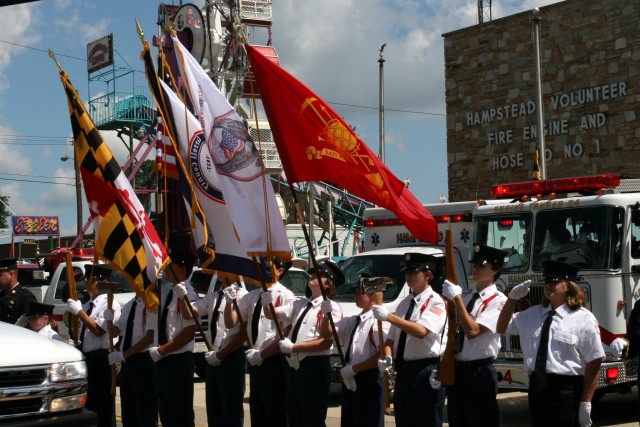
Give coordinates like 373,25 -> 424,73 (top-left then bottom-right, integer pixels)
474,212 -> 533,273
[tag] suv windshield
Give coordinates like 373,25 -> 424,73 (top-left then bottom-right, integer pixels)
55,266 -> 133,302
335,254 -> 446,302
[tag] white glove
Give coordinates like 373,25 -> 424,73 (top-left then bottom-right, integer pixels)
442,280 -> 462,301
377,355 -> 393,373
205,351 -> 222,366
260,291 -> 273,307
372,305 -> 389,321
245,349 -> 264,366
578,402 -> 592,427
320,299 -> 333,316
610,337 -> 627,358
108,351 -> 125,365
286,353 -> 300,370
66,299 -> 83,315
429,369 -> 442,390
148,347 -> 163,363
174,282 -> 188,298
343,377 -> 357,392
508,279 -> 532,300
340,365 -> 355,380
223,286 -> 237,304
278,338 -> 295,354
102,309 -> 114,322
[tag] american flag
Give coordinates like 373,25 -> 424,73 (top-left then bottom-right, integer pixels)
220,128 -> 245,161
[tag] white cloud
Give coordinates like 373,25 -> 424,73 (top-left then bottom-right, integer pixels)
0,3 -> 41,94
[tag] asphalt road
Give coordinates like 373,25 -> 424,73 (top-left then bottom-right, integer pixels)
115,376 -> 639,426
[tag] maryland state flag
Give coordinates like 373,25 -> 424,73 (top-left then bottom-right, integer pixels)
55,64 -> 169,309
245,44 -> 438,244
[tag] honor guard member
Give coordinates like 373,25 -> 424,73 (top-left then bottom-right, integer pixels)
226,257 -> 296,427
0,258 -> 37,324
178,276 -> 248,427
440,244 -> 508,427
20,301 -> 64,341
66,264 -> 121,427
262,259 -> 344,427
610,297 -> 640,422
372,252 -> 447,427
108,293 -> 158,427
320,274 -> 389,427
497,261 -> 605,427
148,250 -> 198,427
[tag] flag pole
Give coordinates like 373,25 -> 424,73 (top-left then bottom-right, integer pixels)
436,227 -> 457,385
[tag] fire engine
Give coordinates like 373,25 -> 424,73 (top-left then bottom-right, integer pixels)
474,173 -> 639,398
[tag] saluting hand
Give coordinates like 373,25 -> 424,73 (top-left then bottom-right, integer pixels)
508,280 -> 532,300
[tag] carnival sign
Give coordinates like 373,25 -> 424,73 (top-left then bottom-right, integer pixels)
12,216 -> 60,236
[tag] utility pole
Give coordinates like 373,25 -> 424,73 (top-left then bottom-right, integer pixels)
378,43 -> 386,163
61,149 -> 82,237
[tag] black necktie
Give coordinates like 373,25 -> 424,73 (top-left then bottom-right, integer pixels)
251,293 -> 264,345
159,289 -> 173,345
79,301 -> 94,352
291,302 -> 313,343
396,299 -> 416,362
345,316 -> 361,363
209,291 -> 224,345
534,309 -> 556,391
455,293 -> 481,353
122,299 -> 138,352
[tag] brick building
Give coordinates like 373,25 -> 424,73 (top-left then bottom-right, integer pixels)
443,0 -> 640,201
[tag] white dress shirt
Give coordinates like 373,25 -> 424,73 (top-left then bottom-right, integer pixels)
38,324 -> 64,342
387,287 -> 447,360
81,293 -> 122,352
456,284 -> 507,361
505,303 -> 606,375
278,296 -> 343,361
334,310 -> 389,366
237,282 -> 296,350
114,296 -> 154,353
193,284 -> 247,352
149,281 -> 197,355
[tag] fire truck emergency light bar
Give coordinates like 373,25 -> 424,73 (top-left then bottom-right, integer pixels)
491,174 -> 621,199
364,213 -> 472,227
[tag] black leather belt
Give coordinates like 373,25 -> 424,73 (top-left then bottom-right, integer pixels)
456,357 -> 493,369
394,357 -> 440,369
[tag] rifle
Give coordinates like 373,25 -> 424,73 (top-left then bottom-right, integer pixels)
367,276 -> 393,415
436,229 -> 457,385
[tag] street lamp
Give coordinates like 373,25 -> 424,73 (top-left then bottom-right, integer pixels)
61,152 -> 82,237
378,43 -> 386,164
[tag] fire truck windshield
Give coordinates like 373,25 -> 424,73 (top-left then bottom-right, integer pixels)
474,206 -> 623,272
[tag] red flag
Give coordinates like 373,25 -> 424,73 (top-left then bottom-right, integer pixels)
245,44 -> 438,244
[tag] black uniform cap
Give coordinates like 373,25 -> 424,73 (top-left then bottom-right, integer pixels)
400,252 -> 438,272
542,260 -> 580,282
0,258 -> 18,271
469,244 -> 508,267
169,249 -> 197,266
85,264 -> 112,281
308,260 -> 345,286
26,301 -> 55,317
273,256 -> 293,279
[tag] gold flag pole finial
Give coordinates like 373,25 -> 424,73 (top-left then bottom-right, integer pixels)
48,49 -> 63,73
135,18 -> 145,43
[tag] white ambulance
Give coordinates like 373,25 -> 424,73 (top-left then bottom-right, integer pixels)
473,173 -> 638,399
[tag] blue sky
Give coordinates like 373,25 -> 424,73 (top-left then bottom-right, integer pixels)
0,0 -> 561,241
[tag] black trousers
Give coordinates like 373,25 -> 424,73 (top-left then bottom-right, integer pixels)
528,373 -> 584,427
85,349 -> 115,427
119,352 -> 158,427
206,346 -> 246,427
287,355 -> 331,427
340,367 -> 384,427
248,353 -> 290,427
447,358 -> 500,427
157,352 -> 195,427
393,358 -> 445,427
